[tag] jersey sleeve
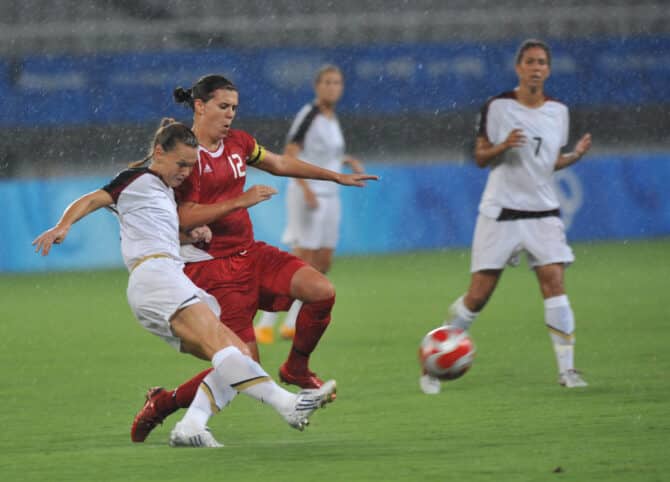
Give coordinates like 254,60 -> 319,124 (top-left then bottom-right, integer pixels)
236,129 -> 266,166
287,104 -> 319,146
175,162 -> 201,204
476,98 -> 496,142
101,168 -> 144,203
561,106 -> 570,148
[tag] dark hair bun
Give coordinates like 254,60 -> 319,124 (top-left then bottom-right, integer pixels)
173,87 -> 193,104
159,117 -> 177,128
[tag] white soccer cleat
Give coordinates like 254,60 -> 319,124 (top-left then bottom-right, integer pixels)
281,379 -> 337,431
169,420 -> 223,448
420,374 -> 442,395
559,369 -> 588,388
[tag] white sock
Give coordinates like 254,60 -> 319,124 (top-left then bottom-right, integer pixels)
210,346 -> 295,414
445,295 -> 478,331
544,295 -> 575,374
257,311 -> 279,328
180,376 -> 237,428
180,349 -> 242,428
282,300 -> 303,330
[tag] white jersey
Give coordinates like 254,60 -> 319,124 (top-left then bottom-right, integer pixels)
477,91 -> 569,218
286,103 -> 345,196
102,168 -> 181,271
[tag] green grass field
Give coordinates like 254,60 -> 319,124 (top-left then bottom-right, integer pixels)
1,239 -> 668,482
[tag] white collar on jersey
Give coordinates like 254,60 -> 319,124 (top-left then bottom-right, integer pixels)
198,140 -> 224,157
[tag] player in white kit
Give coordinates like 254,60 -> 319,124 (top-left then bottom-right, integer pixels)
255,65 -> 367,343
420,39 -> 593,394
33,119 -> 336,446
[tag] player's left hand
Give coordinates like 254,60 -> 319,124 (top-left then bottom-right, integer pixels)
575,133 -> 592,157
337,173 -> 379,187
187,225 -> 213,244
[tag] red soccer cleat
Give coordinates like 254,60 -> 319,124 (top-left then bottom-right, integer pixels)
130,387 -> 174,443
278,363 -> 324,389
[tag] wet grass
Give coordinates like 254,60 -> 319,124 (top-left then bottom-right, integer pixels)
1,238 -> 668,481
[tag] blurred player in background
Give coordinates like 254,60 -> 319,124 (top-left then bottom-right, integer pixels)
255,64 -> 368,344
33,119 -> 336,447
130,75 -> 376,442
420,39 -> 593,395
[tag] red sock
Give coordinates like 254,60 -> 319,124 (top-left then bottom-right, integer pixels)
286,296 -> 334,373
171,368 -> 213,409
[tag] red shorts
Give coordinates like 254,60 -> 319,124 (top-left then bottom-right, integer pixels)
184,241 -> 306,343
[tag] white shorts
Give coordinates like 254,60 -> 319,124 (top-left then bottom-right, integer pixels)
126,257 -> 221,351
282,185 -> 341,250
470,214 -> 575,272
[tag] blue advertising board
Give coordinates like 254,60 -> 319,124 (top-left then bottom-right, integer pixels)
2,154 -> 669,273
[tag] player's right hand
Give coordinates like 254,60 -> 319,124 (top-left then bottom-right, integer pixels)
504,128 -> 526,149
240,185 -> 278,209
32,225 -> 69,256
186,225 -> 213,244
303,188 -> 319,209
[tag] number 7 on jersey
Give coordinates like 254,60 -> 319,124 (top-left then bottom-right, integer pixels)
532,137 -> 542,156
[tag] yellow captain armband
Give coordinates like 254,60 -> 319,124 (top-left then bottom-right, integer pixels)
248,141 -> 266,165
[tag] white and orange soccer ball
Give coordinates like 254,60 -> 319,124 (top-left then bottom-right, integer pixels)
419,326 -> 476,380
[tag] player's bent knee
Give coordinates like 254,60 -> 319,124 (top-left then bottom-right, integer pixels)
292,266 -> 335,301
313,277 -> 335,301
171,303 -> 247,360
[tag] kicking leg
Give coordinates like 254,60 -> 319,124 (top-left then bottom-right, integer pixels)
130,314 -> 251,443
451,269 -> 502,329
420,269 -> 502,395
168,302 -> 335,447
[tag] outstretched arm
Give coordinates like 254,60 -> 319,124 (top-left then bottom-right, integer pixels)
32,189 -> 113,256
554,133 -> 592,171
254,148 -> 378,187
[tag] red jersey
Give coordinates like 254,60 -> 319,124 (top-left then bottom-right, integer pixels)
176,128 -> 265,258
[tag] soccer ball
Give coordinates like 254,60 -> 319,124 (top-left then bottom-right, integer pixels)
419,326 -> 476,380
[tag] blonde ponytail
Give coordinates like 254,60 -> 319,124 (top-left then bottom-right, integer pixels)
128,118 -> 191,168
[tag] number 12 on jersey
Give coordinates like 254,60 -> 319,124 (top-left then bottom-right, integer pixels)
227,154 -> 246,178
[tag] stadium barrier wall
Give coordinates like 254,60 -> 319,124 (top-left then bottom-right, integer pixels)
1,36 -> 668,126
2,153 -> 669,273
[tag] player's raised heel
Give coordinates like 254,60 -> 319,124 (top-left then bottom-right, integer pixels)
131,386 -> 173,442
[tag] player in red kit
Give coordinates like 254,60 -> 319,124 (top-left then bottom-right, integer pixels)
131,74 -> 377,442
